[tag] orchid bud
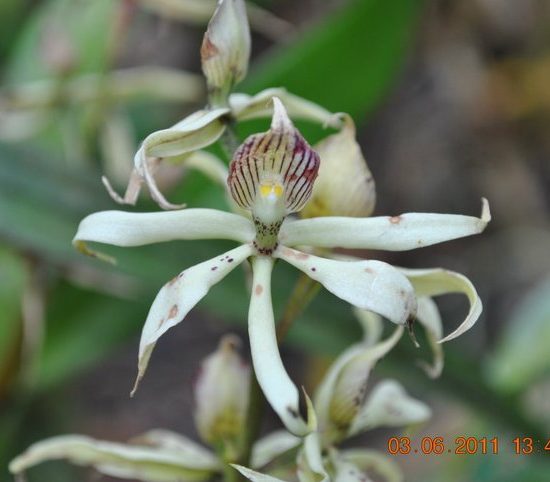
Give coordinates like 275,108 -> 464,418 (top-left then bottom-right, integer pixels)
194,335 -> 251,448
301,114 -> 375,219
201,0 -> 251,107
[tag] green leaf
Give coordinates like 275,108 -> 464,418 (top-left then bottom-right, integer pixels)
0,246 -> 27,392
486,276 -> 550,393
4,0 -> 116,84
241,0 -> 423,139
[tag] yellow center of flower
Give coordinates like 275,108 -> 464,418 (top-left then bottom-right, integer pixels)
259,182 -> 284,199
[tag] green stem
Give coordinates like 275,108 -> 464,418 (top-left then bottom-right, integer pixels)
277,274 -> 321,342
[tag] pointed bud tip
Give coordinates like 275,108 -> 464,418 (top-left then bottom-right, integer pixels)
271,96 -> 294,132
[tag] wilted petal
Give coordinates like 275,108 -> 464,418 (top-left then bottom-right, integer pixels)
232,464 -> 288,482
248,256 -> 312,436
251,431 -> 301,469
134,243 -> 254,394
302,114 -> 375,218
339,449 -> 403,482
415,297 -> 444,378
400,267 -> 483,343
314,328 -> 403,442
275,247 -> 416,326
130,429 -> 220,469
280,198 -> 491,250
194,335 -> 251,445
9,435 -> 218,481
230,88 -> 342,129
349,379 -> 431,435
74,208 -> 255,261
201,0 -> 251,104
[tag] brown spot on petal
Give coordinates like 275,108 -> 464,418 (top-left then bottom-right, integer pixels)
211,266 -> 218,271
296,252 -> 309,260
255,284 -> 263,296
390,215 -> 402,224
364,267 -> 374,274
200,35 -> 219,61
169,304 -> 178,319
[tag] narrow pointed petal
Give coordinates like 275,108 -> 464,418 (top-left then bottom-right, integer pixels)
352,308 -> 384,346
314,328 -> 403,441
74,209 -> 255,260
141,108 -> 229,159
134,244 -> 253,394
232,464 -> 288,482
130,108 -> 228,209
130,430 -> 220,469
275,247 -> 416,326
280,198 -> 491,250
9,435 -> 218,481
251,431 -> 301,469
415,297 -> 444,378
349,380 -> 431,435
297,433 -> 329,482
230,88 -> 342,129
339,449 -> 404,482
249,256 -> 311,436
399,267 -> 482,343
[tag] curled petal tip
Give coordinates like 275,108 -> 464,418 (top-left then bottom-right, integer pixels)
481,197 -> 491,224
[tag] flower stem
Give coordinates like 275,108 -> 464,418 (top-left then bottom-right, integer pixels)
277,273 -> 321,342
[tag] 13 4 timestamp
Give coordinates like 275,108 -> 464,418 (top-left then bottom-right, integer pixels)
387,436 -> 550,455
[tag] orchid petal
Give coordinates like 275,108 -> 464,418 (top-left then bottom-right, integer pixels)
130,429 -> 220,469
349,379 -> 431,435
415,297 -> 444,378
232,464 -> 288,482
74,209 -> 255,260
314,327 -> 403,440
141,108 -> 229,159
251,431 -> 301,469
127,108 -> 228,209
134,243 -> 253,394
332,457 -> 374,482
230,88 -> 342,129
297,433 -> 329,482
352,308 -> 384,346
275,247 -> 416,326
9,435 -> 217,481
249,256 -> 312,436
339,449 -> 404,482
399,267 -> 482,343
280,198 -> 490,250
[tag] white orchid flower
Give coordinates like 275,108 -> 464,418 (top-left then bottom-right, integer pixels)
9,426 -> 304,481
74,97 -> 489,436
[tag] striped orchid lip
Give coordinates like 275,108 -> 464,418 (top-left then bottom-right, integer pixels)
228,98 -> 320,222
